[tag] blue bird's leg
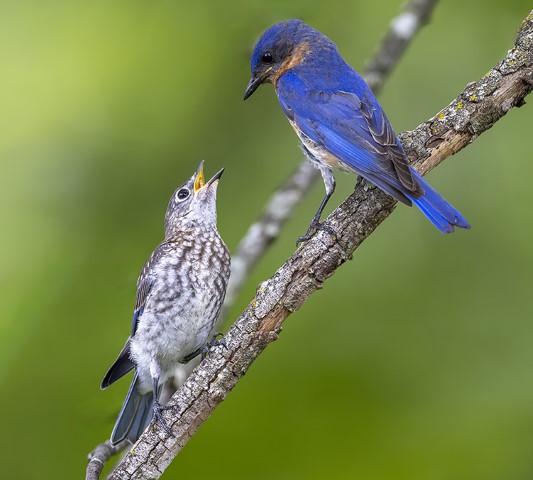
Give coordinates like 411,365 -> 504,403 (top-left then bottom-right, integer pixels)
182,332 -> 227,363
297,159 -> 337,245
150,375 -> 173,436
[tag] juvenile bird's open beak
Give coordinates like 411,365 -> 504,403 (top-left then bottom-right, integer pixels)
193,160 -> 206,193
194,161 -> 224,194
243,67 -> 272,100
205,167 -> 224,187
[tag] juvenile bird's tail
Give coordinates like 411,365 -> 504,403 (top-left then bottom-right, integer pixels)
110,372 -> 154,446
408,169 -> 470,234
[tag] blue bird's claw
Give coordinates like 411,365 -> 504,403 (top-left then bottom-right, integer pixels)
296,219 -> 337,246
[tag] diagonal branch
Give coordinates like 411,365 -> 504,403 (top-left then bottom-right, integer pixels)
105,9 -> 533,480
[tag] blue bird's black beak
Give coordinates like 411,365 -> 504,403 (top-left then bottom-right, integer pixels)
244,68 -> 272,100
243,75 -> 261,100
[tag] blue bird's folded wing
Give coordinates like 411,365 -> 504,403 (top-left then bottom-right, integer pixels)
279,87 -> 423,205
278,85 -> 469,232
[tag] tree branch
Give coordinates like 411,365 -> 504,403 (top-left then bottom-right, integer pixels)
104,9 -> 533,480
364,0 -> 439,93
86,441 -> 127,480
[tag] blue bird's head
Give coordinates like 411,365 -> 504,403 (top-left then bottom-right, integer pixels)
244,19 -> 336,100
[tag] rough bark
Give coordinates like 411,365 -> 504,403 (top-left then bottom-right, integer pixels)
102,9 -> 533,480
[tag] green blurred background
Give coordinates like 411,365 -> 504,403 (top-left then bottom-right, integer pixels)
1,0 -> 533,478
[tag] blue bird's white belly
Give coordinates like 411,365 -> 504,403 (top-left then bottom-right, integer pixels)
288,118 -> 352,173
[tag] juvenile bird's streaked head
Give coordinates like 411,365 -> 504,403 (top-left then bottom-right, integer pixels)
164,160 -> 224,236
244,19 -> 336,100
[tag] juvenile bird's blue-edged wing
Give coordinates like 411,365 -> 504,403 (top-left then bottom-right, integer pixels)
131,275 -> 154,336
131,243 -> 164,335
101,249 -> 157,389
101,339 -> 134,389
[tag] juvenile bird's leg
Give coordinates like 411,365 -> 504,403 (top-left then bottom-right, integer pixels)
150,375 -> 173,435
297,164 -> 337,245
182,332 -> 226,363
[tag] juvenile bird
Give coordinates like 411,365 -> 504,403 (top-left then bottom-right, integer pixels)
101,161 -> 231,445
244,20 -> 470,239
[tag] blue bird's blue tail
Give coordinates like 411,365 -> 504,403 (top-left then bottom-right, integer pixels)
407,169 -> 470,234
110,372 -> 154,446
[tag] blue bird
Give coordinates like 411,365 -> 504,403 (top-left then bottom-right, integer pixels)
244,20 -> 470,239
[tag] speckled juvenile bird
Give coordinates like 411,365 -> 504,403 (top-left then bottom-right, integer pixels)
101,161 -> 231,446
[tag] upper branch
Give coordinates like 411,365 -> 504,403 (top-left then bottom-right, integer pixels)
365,0 -> 439,92
107,10 -> 533,480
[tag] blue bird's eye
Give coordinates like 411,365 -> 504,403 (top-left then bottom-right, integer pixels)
177,188 -> 190,201
262,52 -> 273,64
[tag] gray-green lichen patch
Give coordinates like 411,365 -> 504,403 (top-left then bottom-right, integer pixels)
463,70 -> 502,99
398,127 -> 430,163
499,48 -> 530,74
253,270 -> 291,318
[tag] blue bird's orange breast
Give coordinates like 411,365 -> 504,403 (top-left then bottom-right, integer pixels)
270,42 -> 312,88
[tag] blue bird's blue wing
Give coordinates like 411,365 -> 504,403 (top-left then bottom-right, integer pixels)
280,87 -> 421,204
278,84 -> 469,232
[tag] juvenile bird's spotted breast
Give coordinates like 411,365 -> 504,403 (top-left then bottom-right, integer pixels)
131,230 -> 230,381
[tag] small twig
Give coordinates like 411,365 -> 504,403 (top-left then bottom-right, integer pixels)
105,9 -> 533,480
86,440 -> 127,480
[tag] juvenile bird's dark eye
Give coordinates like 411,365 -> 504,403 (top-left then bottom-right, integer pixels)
262,52 -> 273,64
177,188 -> 190,201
